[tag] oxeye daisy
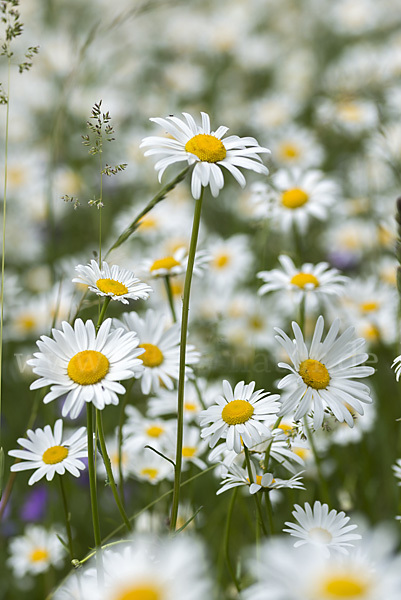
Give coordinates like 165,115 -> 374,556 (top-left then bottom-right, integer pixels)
275,316 -> 375,429
140,111 -> 270,199
283,501 -> 361,557
8,419 -> 87,485
199,380 -> 280,453
7,524 -> 65,577
140,246 -> 210,279
114,309 -> 200,395
257,255 -> 348,311
73,259 -> 153,304
28,318 -> 144,419
216,462 -> 305,495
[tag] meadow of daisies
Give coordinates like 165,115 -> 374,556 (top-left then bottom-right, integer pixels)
2,0 -> 401,598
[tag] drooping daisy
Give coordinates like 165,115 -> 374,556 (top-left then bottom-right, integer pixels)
28,318 -> 144,418
73,259 -> 153,304
7,524 -> 65,577
9,420 -> 87,485
264,168 -> 339,233
140,111 -> 270,199
199,380 -> 280,453
283,501 -> 361,557
76,535 -> 212,600
257,254 -> 348,311
115,309 -> 200,395
275,316 -> 375,429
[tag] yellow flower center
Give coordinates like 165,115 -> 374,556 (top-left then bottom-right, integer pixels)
67,350 -> 110,385
359,301 -> 379,313
184,402 -> 197,412
278,423 -> 294,435
290,272 -> 319,289
115,585 -> 161,600
338,102 -> 362,123
299,359 -> 330,390
18,315 -> 37,332
278,142 -> 301,159
214,253 -> 230,268
96,278 -> 129,296
30,548 -> 49,563
281,188 -> 309,209
361,323 -> 380,341
146,425 -> 165,438
320,574 -> 369,598
185,134 -> 227,163
138,215 -> 157,230
222,400 -> 254,425
292,447 -> 309,460
182,446 -> 196,458
150,257 -> 181,272
139,344 -> 164,368
42,445 -> 69,465
140,468 -> 159,480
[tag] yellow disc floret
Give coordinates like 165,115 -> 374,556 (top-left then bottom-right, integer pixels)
139,344 -> 164,368
320,574 -> 368,598
214,253 -> 230,268
30,548 -> 49,563
42,445 -> 69,465
359,301 -> 379,313
140,468 -> 159,480
278,142 -> 301,159
299,359 -> 330,389
290,272 -> 319,289
67,350 -> 110,385
222,400 -> 254,425
146,425 -> 165,438
182,446 -> 196,458
281,188 -> 309,209
96,278 -> 129,296
185,134 -> 227,163
115,585 -> 161,600
150,257 -> 180,272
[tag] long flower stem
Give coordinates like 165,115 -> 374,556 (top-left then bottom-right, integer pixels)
224,488 -> 241,591
96,296 -> 110,331
170,188 -> 204,532
96,409 -> 132,532
58,475 -> 74,560
244,447 -> 268,537
118,382 -> 133,507
164,275 -> 177,322
303,416 -> 330,503
86,404 -> 102,549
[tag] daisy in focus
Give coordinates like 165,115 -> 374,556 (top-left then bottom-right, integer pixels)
275,316 -> 374,428
140,111 -> 270,199
115,309 -> 200,395
7,524 -> 65,577
28,318 -> 144,418
283,501 -> 361,557
200,380 -> 280,453
73,259 -> 153,304
9,419 -> 87,485
257,254 -> 348,312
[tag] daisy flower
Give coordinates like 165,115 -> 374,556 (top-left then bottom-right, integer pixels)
269,125 -> 325,169
28,318 -> 144,419
216,461 -> 305,495
275,316 -> 375,429
140,111 -> 270,199
73,259 -> 152,304
9,419 -> 87,485
199,380 -> 280,453
123,405 -> 173,452
7,524 -> 65,577
263,168 -> 338,233
129,448 -> 174,484
140,246 -> 210,279
76,535 -> 212,600
283,501 -> 361,557
257,254 -> 348,310
115,309 -> 199,395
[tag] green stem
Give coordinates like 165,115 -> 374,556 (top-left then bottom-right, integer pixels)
164,275 -> 177,322
244,447 -> 268,537
224,488 -> 241,591
264,490 -> 274,534
99,152 -> 103,265
96,409 -> 132,532
118,384 -> 132,507
170,189 -> 204,532
96,297 -> 111,331
303,416 -> 330,503
106,166 -> 190,256
58,475 -> 74,560
86,404 -> 102,549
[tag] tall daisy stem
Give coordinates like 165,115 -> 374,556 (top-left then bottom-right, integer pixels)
303,416 -> 330,503
170,188 -> 204,532
58,475 -> 74,560
96,297 -> 110,331
164,275 -> 177,322
86,404 -> 102,549
244,447 -> 268,537
96,409 -> 132,532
